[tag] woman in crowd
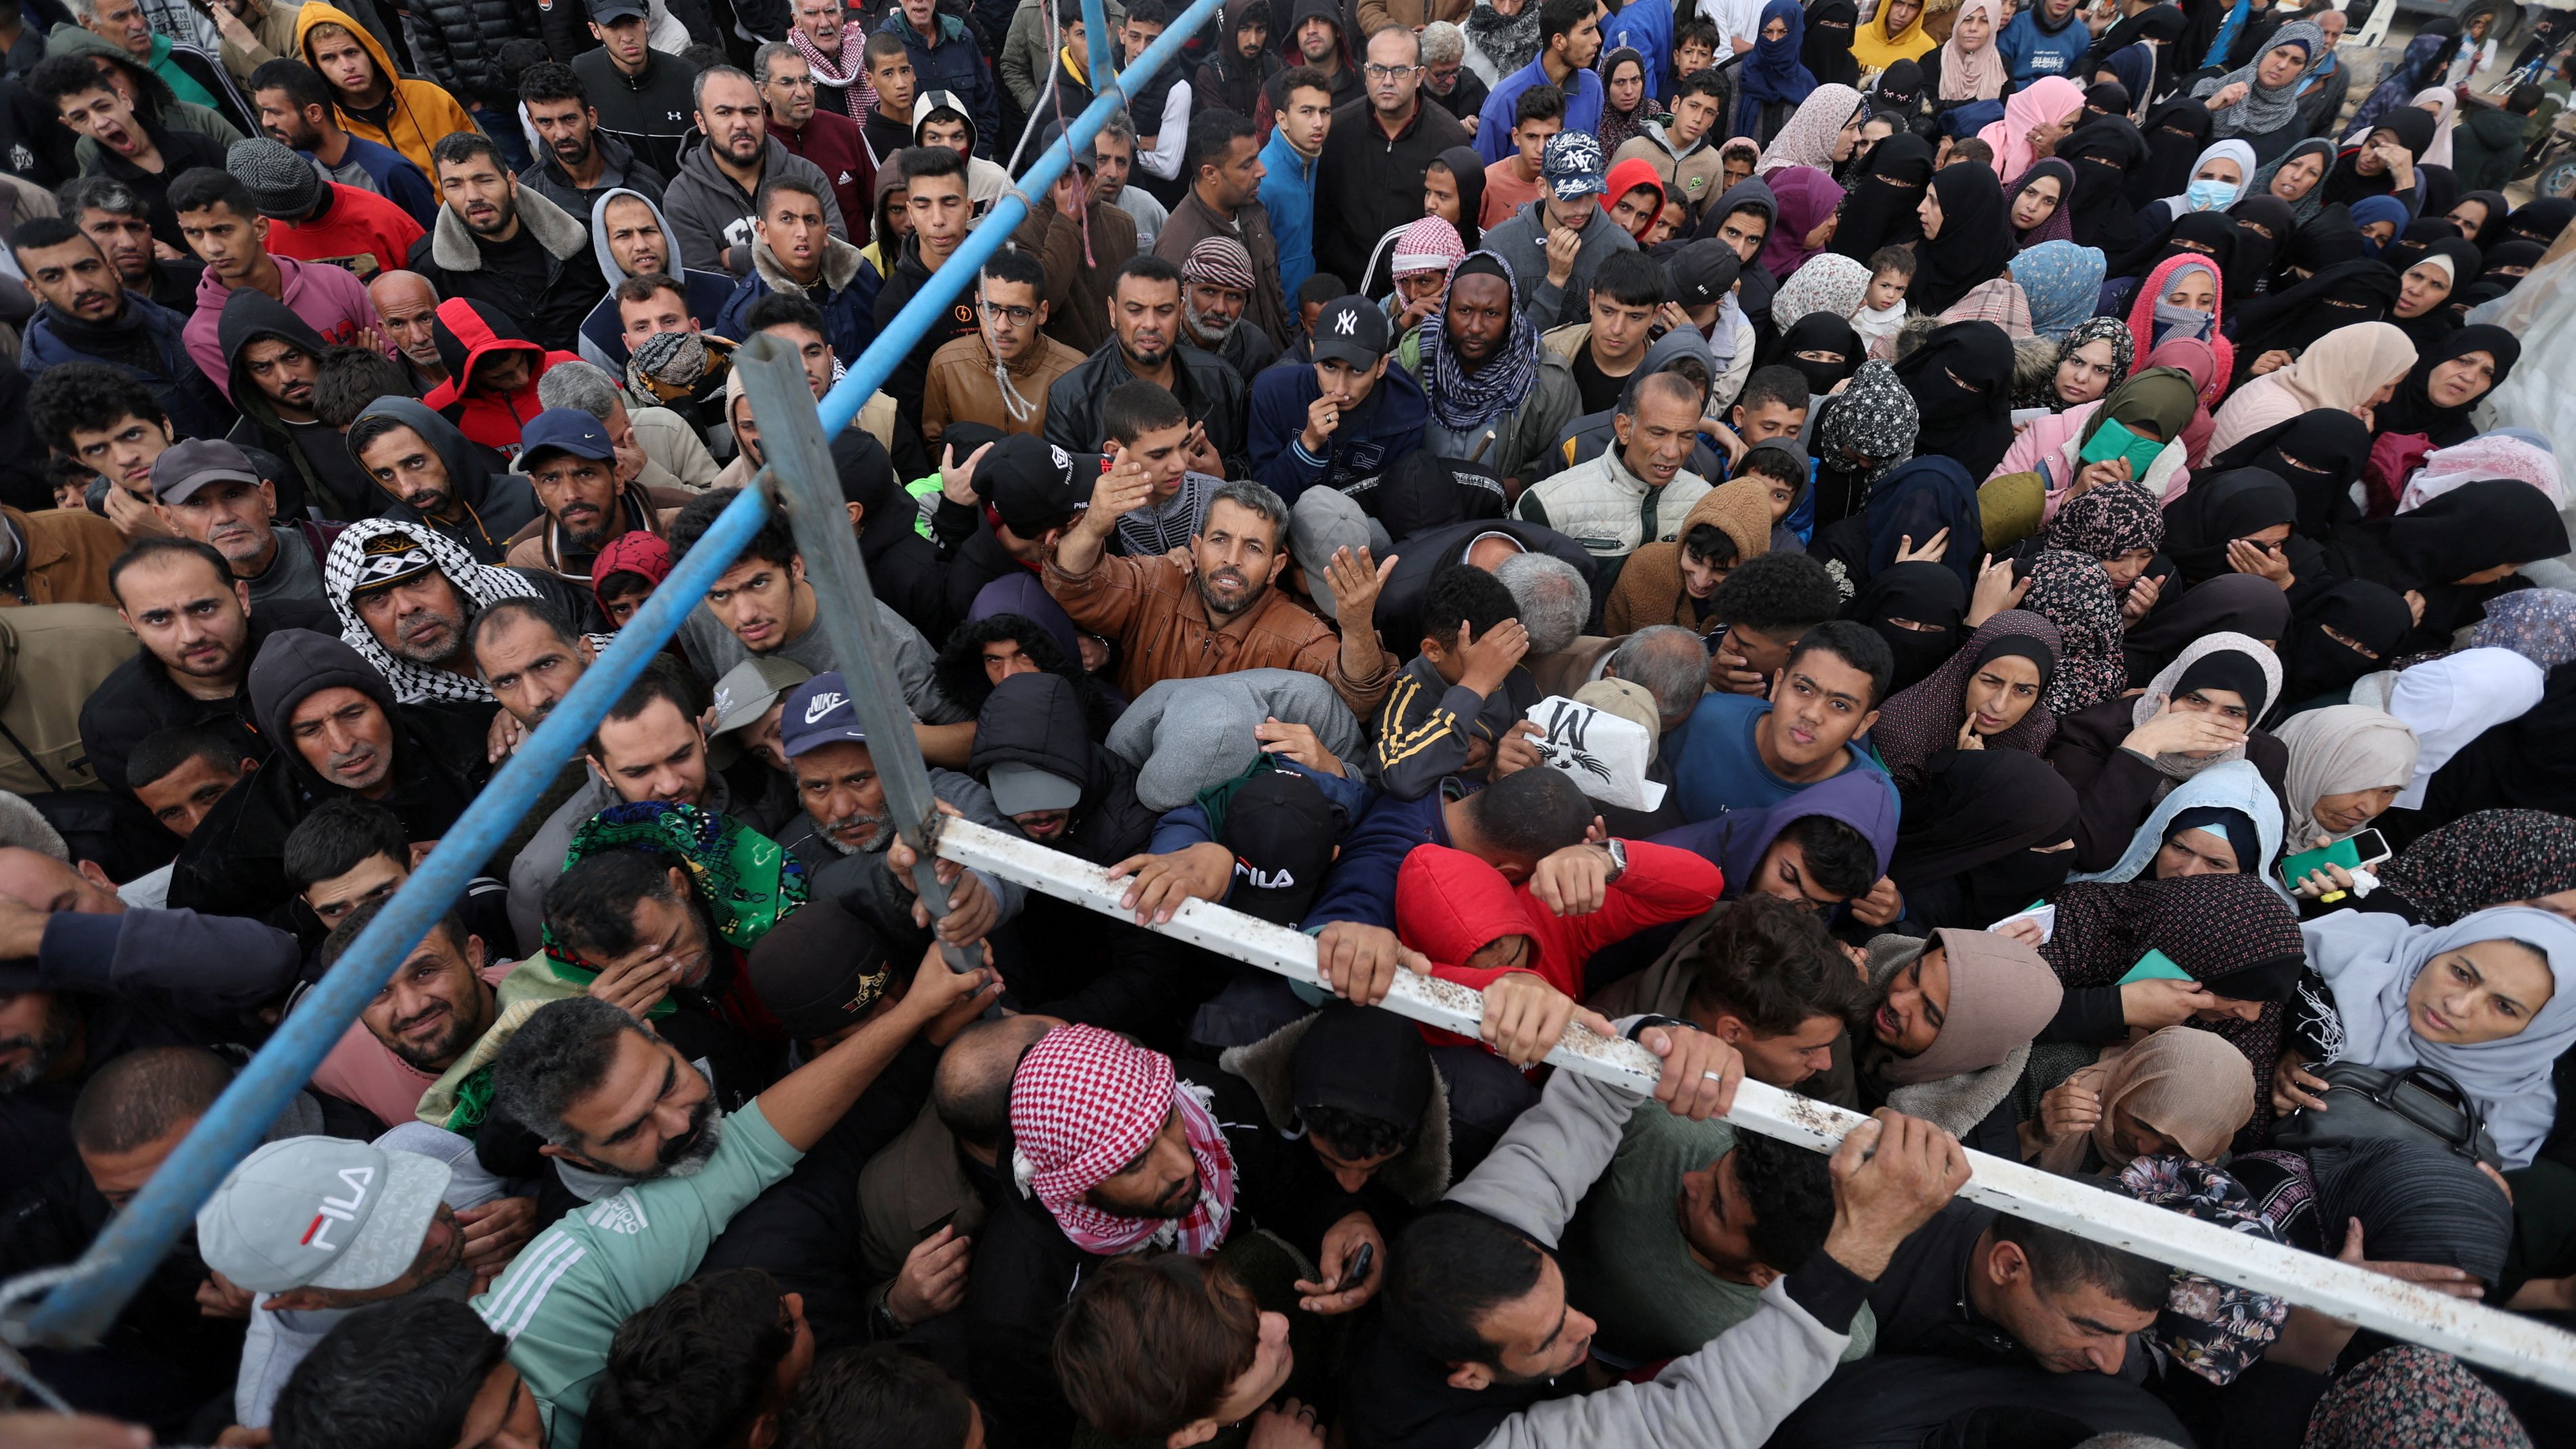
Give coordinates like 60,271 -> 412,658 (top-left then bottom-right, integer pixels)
1910,169 -> 2018,316
2270,579 -> 2417,723
2005,160 -> 2078,251
2133,138 -> 2258,243
1761,166 -> 1845,282
1920,0 -> 2007,131
2057,106 -> 2155,254
2371,325 -> 2521,453
1774,251 -> 1872,329
2372,811 -> 2576,926
2226,253 -> 2402,390
2386,239 -> 2484,352
1992,360 -> 2196,531
2052,632 -> 2290,873
1598,48 -> 1653,154
2010,240 -> 2108,342
2318,478 -> 2571,649
2129,96 -> 2219,211
2210,321 -> 2417,453
1871,609 -> 2064,792
1850,0 -> 1937,74
2074,758 -> 2288,887
1979,76 -> 2086,185
2124,253 -> 2235,398
2126,575 -> 2293,687
1737,2 -> 1821,144
1755,82 -> 1868,177
2249,138 -> 2337,225
2190,19 -> 2325,163
1813,454 -> 1986,599
2396,430 -> 2560,520
1849,559 -> 1969,692
2341,18 -> 2462,144
1888,750 -> 2084,933
2038,480 -> 2167,619
1809,359 -> 1921,530
2019,545 -> 2134,716
2026,1025 -> 2257,1173
1830,130 -> 1936,260
2011,314 -> 2135,413
2274,703 -> 2419,888
2160,468 -> 2309,592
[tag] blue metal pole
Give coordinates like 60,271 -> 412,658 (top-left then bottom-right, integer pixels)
820,0 -> 1225,443
1085,0 -> 1115,113
11,491 -> 771,1348
4,0 -> 1227,1353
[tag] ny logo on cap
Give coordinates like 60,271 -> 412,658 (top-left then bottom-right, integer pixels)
805,691 -> 848,724
302,1164 -> 377,1254
1333,310 -> 1358,335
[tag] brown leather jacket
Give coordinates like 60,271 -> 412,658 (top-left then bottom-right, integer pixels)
921,330 -> 1087,451
1044,549 -> 1396,718
0,506 -> 124,609
1015,203 -> 1139,359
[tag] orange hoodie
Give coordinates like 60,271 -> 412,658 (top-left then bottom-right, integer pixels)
294,4 -> 478,199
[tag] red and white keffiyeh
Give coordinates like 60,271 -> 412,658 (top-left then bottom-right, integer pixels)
1010,1025 -> 1237,1256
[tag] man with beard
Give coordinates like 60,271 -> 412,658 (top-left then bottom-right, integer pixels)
15,217 -> 233,442
516,61 -> 668,224
172,167 -> 383,403
580,193 -> 742,382
1154,109 -> 1290,354
754,42 -> 872,244
301,868 -> 510,1127
1316,26 -> 1470,305
792,0 -> 872,122
666,66 -> 849,281
1194,1 -> 1281,121
214,289 -> 350,522
1011,122 -> 1139,359
84,535 -> 335,796
24,54 -> 228,251
247,58 -> 439,229
1409,252 -> 1579,491
169,625 -> 494,918
1044,254 -> 1250,478
60,175 -> 201,314
502,409 -> 682,589
365,268 -> 447,392
1179,234 -> 1283,392
407,134 -> 610,356
475,943 -> 997,1445
1263,0 -> 1358,117
1047,468 -> 1398,718
346,398 -> 544,563
152,437 -> 332,610
569,0 -> 700,178
321,519 -> 563,707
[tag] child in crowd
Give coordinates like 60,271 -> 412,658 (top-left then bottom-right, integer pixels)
1857,246 -> 1914,356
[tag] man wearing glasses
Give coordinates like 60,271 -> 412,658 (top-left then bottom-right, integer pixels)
1314,24 -> 1468,306
922,249 -> 1085,453
754,42 -> 874,247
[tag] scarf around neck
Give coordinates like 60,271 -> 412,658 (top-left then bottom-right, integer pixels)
1424,251 -> 1542,430
792,21 -> 871,86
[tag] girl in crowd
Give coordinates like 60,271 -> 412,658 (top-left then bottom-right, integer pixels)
1849,559 -> 1969,693
1870,609 -> 2064,792
2010,239 -> 2108,341
2005,161 -> 2078,251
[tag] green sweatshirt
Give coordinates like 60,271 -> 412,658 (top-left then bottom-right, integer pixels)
472,1101 -> 804,1446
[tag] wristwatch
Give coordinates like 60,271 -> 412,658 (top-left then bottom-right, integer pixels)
1601,838 -> 1628,884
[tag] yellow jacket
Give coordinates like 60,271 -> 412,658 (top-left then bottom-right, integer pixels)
292,3 -> 477,198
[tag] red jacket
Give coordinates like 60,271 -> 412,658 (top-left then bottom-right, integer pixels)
420,297 -> 578,457
772,108 -> 877,251
265,182 -> 427,281
1394,841 -> 1723,1002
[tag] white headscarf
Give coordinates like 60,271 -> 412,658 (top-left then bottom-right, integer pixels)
2156,138 -> 2259,219
323,518 -> 538,705
2129,630 -> 2285,782
2348,648 -> 2548,809
2272,704 -> 2418,849
2300,905 -> 2576,1168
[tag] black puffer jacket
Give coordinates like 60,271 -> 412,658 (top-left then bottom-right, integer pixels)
967,672 -> 1160,865
403,0 -> 544,105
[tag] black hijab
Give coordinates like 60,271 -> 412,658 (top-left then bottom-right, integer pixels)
2161,467 -> 2301,586
2227,258 -> 2399,387
1804,0 -> 1861,88
1889,749 -> 2082,930
1893,320 -> 2017,478
1832,131 -> 1934,262
2388,237 -> 2482,354
2226,195 -> 2296,302
2449,188 -> 2513,250
2331,479 -> 2572,591
2274,200 -> 2371,283
1434,144 -> 1487,251
2125,575 -> 2295,685
1763,310 -> 1866,394
2084,2 -> 2187,86
2372,323 -> 2520,447
2323,108 -> 2436,207
2085,81 -> 2132,120
2386,216 -> 2462,276
2114,209 -> 2242,290
1910,165 -> 2016,314
2412,163 -> 2461,227
2209,408 -> 2375,538
2056,115 -> 2152,255
1849,560 -> 1969,693
1872,58 -> 1925,116
2502,197 -> 2576,251
2271,580 -> 2415,721
2129,96 -> 2215,211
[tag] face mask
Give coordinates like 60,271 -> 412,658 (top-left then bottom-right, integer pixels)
2079,417 -> 2167,475
2185,178 -> 2237,211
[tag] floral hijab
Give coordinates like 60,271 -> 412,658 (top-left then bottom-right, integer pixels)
1814,359 -> 1919,500
2020,546 -> 2130,715
2375,809 -> 2576,927
540,800 -> 811,1006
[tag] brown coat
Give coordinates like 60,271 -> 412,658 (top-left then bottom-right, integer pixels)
1357,0 -> 1470,31
0,506 -> 126,609
921,329 -> 1087,451
1525,635 -> 1622,699
1152,188 -> 1293,354
500,483 -> 689,584
1016,202 -> 1140,359
1045,548 -> 1398,718
1601,479 -> 1776,635
855,1098 -> 988,1282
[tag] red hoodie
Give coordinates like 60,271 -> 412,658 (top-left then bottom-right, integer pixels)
420,297 -> 578,457
1394,841 -> 1724,1007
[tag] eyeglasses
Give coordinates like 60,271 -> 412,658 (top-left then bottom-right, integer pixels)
980,301 -> 1037,324
1363,63 -> 1419,79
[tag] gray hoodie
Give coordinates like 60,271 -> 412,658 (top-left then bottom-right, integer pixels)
576,185 -> 744,375
660,134 -> 851,279
1478,197 -> 1641,329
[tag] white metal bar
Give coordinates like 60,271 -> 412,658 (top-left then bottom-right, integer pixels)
936,817 -> 2576,1393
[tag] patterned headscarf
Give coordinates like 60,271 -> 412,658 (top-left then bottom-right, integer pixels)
2019,315 -> 2136,411
2019,547 -> 2129,715
2116,1157 -> 2291,1386
1814,359 -> 1917,499
1388,217 -> 1466,281
540,801 -> 810,1019
1773,251 -> 1872,327
2303,1346 -> 2533,1449
321,518 -> 538,704
2042,478 -> 2164,561
2010,239 -> 2104,340
1423,251 -> 1542,432
1756,83 -> 1866,175
2399,432 -> 2563,516
790,12 -> 872,87
2376,811 -> 2576,928
1010,1024 -> 1239,1256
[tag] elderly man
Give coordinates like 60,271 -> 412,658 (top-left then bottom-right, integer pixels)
1045,460 -> 1397,718
167,626 -> 492,919
365,268 -> 448,392
1518,369 -> 1714,593
754,41 -> 872,241
1177,235 -> 1279,382
535,358 -> 719,497
320,518 -> 570,706
150,437 -> 333,609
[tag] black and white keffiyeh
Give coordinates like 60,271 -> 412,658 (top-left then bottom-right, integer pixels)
323,518 -> 538,704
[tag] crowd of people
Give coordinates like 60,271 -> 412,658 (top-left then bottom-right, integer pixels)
4,0 -> 2576,1446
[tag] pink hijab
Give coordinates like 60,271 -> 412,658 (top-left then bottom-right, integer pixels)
2127,255 -> 2235,405
1979,77 -> 2085,187
2144,337 -> 2221,492
1762,165 -> 1847,281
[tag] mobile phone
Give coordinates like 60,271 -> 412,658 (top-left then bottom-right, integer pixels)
915,1210 -> 958,1244
2277,830 -> 2392,892
1338,1242 -> 1375,1290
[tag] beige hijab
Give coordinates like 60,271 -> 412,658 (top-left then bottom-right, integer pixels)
1870,928 -> 2064,1086
2208,321 -> 2418,454
2273,704 -> 2419,848
2038,1025 -> 2255,1173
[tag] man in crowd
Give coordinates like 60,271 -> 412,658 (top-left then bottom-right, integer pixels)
247,58 -> 439,230
14,215 -> 232,441
63,0 -> 223,110
1093,112 -> 1168,249
346,397 -> 543,561
1248,293 -> 1426,503
755,41 -> 872,237
1474,0 -> 1602,161
1154,107 -> 1290,353
61,175 -> 202,312
712,174 -> 871,364
1257,64 -> 1331,307
225,136 -> 426,281
1013,122 -> 1140,359
872,144 -> 979,416
365,268 -> 447,392
922,249 -> 1084,453
1413,253 -> 1579,489
294,4 -> 479,188
22,57 -> 227,251
151,437 -> 333,610
405,134 -> 609,356
1483,130 -> 1636,329
172,167 -> 382,398
505,407 -> 682,588
1045,255 -> 1249,478
1419,18 -> 1490,128
666,64 -> 849,281
794,0 -> 874,122
1672,620 -> 1896,821
1267,0 -> 1356,117
26,363 -> 184,544
569,0 -> 700,178
881,0 -> 997,157
1316,25 -> 1468,304
858,29 -> 919,166
214,290 -> 374,522
517,61 -> 668,222
1177,236 -> 1279,382
1996,0 -> 2090,86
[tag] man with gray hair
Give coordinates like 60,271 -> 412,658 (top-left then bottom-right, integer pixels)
60,175 -> 199,312
1492,549 -> 1588,655
532,358 -> 719,495
1417,19 -> 1491,131
1608,624 -> 1711,746
753,39 -> 873,247
1092,112 -> 1169,250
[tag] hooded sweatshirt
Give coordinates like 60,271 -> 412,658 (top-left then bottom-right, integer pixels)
1613,119 -> 1729,218
967,672 -> 1160,865
291,5 -> 478,193
880,7 -> 998,159
663,134 -> 852,280
184,253 -> 382,400
1394,840 -> 1721,1009
418,298 -> 578,457
404,182 -> 607,355
576,187 -> 742,375
1481,197 -> 1641,329
349,395 -> 543,561
216,289 -> 371,522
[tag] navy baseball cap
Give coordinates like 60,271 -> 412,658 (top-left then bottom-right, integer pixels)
519,409 -> 617,469
778,670 -> 869,758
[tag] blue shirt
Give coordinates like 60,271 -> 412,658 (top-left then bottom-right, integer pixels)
1672,692 -> 1894,823
1257,128 -> 1322,308
1476,59 -> 1606,164
1603,0 -> 1674,100
1994,7 -> 2093,85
